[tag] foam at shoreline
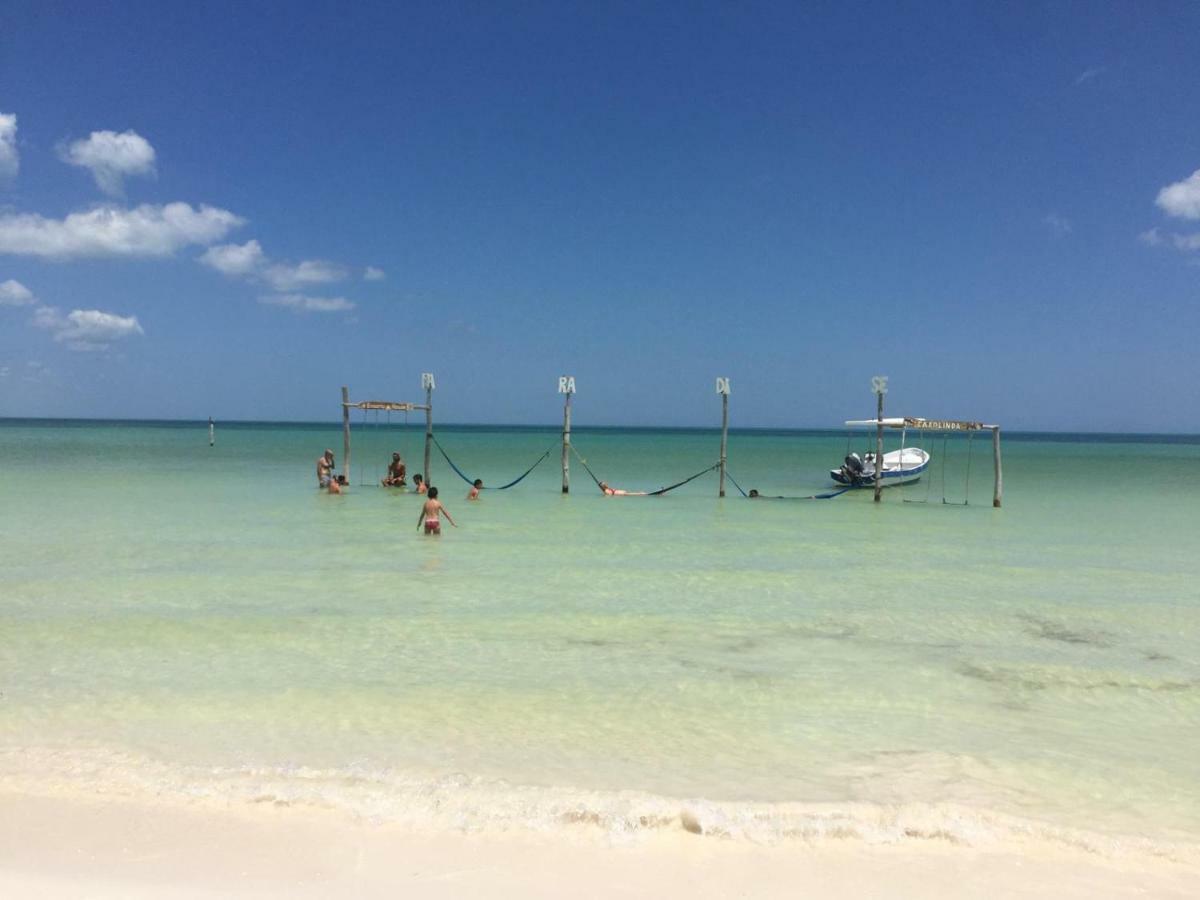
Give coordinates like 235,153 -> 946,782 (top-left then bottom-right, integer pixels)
3,745 -> 1196,867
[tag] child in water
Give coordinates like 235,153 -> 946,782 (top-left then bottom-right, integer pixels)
467,478 -> 483,500
417,486 -> 456,535
412,474 -> 427,494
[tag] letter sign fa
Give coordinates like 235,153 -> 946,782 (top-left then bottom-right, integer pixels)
421,373 -> 436,391
715,377 -> 730,395
558,376 -> 576,394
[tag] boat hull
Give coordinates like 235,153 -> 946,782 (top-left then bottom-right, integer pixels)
830,448 -> 930,488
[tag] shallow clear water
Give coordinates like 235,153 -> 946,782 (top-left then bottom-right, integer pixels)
1,420 -> 1198,851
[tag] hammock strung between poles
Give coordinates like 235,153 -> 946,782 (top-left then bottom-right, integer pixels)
569,444 -> 720,496
724,467 -> 850,500
431,435 -> 553,490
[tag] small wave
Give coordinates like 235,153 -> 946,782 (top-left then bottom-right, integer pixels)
2,745 -> 1198,867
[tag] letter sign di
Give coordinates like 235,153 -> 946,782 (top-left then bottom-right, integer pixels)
558,376 -> 576,394
715,377 -> 730,395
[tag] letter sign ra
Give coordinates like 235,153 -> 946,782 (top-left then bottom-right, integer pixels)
558,376 -> 576,394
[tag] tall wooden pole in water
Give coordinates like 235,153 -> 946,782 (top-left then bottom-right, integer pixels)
992,426 -> 1003,508
341,386 -> 351,479
422,373 -> 434,484
559,376 -> 574,494
872,376 -> 887,503
717,377 -> 730,497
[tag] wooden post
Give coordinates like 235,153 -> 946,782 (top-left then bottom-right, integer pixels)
422,373 -> 434,484
716,377 -> 730,497
341,386 -> 351,480
559,376 -> 575,494
992,426 -> 1003,508
208,417 -> 214,448
871,376 -> 887,503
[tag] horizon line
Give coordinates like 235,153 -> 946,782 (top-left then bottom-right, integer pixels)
1,415 -> 1198,439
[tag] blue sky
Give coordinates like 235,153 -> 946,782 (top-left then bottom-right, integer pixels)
2,1 -> 1198,431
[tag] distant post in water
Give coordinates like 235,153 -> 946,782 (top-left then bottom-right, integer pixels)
422,372 -> 435,484
871,375 -> 888,503
341,386 -> 352,478
208,416 -> 214,448
992,426 -> 1003,508
716,377 -> 730,498
559,375 -> 575,494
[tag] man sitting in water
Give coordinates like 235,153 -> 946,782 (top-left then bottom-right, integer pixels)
316,449 -> 335,488
597,480 -> 647,496
417,486 -> 456,535
382,452 -> 407,487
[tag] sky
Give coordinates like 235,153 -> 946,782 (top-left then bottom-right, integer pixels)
1,1 -> 1198,431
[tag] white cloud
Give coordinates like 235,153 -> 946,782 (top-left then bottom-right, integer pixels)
1043,213 -> 1072,237
0,278 -> 35,306
263,259 -> 346,291
198,239 -> 348,292
0,202 -> 242,259
364,266 -> 386,281
32,305 -> 144,350
1074,67 -> 1105,86
1138,226 -> 1200,253
60,130 -> 156,196
199,239 -> 265,276
258,293 -> 355,313
1156,170 -> 1200,220
0,113 -> 17,184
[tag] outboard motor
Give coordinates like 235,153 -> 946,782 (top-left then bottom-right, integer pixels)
844,453 -> 864,476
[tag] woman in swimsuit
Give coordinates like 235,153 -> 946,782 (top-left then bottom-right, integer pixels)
597,481 -> 647,497
417,486 -> 456,535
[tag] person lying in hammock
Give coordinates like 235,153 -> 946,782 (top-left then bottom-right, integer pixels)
597,481 -> 647,496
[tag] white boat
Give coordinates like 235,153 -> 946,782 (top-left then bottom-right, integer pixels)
831,418 -> 930,487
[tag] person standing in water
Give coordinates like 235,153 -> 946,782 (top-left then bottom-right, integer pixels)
467,478 -> 483,500
417,486 -> 456,535
316,449 -> 335,488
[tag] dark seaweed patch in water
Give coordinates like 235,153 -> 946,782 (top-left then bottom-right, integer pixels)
777,622 -> 859,641
955,662 -> 1046,691
565,637 -> 613,648
955,661 -> 1197,694
1018,614 -> 1114,648
1143,650 -> 1174,662
722,636 -> 761,653
672,656 -> 776,684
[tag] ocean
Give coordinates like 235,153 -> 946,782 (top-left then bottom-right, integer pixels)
1,420 -> 1197,857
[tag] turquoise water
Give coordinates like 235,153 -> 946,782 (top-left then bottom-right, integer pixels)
1,421 -> 1198,853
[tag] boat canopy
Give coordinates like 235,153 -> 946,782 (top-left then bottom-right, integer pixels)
844,417 -> 995,431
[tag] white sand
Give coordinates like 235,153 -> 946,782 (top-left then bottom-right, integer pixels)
2,790 -> 1197,898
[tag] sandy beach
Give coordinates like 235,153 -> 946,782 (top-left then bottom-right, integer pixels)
3,789 -> 1198,899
